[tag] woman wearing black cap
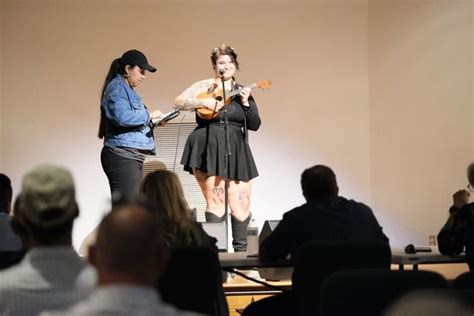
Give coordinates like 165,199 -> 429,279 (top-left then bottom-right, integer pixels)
98,49 -> 163,200
175,45 -> 262,252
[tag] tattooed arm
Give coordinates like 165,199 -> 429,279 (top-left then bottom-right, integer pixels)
174,78 -> 219,110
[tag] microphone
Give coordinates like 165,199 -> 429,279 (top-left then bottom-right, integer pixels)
219,68 -> 225,75
404,244 -> 432,254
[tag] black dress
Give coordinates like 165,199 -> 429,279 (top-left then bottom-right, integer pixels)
181,86 -> 261,182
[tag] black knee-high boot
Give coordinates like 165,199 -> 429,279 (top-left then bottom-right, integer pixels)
205,211 -> 229,282
205,211 -> 225,223
231,214 -> 251,252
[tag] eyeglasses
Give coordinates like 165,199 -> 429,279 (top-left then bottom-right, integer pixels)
467,184 -> 474,192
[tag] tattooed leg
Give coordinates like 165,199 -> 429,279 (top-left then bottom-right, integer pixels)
228,180 -> 252,221
194,169 -> 225,217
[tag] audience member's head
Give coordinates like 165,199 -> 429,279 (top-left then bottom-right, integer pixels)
89,202 -> 167,287
467,162 -> 474,187
301,165 -> 339,201
10,193 -> 27,249
0,174 -> 13,214
12,164 -> 79,247
384,289 -> 473,316
139,169 -> 194,246
140,169 -> 190,222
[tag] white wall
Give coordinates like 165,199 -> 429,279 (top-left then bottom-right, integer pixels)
0,0 -> 471,249
369,0 -> 473,246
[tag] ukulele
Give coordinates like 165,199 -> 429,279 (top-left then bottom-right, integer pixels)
195,80 -> 272,120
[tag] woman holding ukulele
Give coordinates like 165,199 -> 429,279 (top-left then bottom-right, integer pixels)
175,45 -> 263,252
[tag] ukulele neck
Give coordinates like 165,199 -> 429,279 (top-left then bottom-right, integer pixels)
226,83 -> 257,98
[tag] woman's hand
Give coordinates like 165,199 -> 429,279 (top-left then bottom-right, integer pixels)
453,189 -> 470,208
149,109 -> 163,119
240,87 -> 251,107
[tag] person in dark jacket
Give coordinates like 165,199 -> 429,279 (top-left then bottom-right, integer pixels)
139,170 -> 228,315
244,164 -> 389,316
438,162 -> 474,269
260,164 -> 389,261
0,174 -> 22,253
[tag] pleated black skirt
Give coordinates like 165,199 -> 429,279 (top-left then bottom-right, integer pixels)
181,123 -> 259,181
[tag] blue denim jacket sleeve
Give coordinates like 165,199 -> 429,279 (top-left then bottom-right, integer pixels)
101,75 -> 155,151
103,76 -> 150,127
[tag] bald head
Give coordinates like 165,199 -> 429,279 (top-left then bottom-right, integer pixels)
93,202 -> 166,285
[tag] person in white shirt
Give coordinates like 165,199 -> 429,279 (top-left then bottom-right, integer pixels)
0,164 -> 96,315
42,201 -> 201,316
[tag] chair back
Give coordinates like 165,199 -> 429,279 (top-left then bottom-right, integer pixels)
292,240 -> 391,315
452,271 -> 474,290
384,289 -> 474,316
320,269 -> 448,316
157,247 -> 228,316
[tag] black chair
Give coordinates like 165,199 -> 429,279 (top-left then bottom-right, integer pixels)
452,271 -> 474,290
320,269 -> 448,316
242,240 -> 391,316
293,240 -> 392,315
157,247 -> 229,316
0,250 -> 25,270
384,288 -> 474,316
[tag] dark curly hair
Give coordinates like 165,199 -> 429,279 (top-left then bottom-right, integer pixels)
210,44 -> 239,70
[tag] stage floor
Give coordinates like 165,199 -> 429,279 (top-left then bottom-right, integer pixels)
224,271 -> 290,316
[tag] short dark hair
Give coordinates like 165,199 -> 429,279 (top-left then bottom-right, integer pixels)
28,218 -> 75,245
301,165 -> 338,200
467,162 -> 474,186
0,174 -> 12,212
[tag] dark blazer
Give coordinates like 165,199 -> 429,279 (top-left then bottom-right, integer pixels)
438,203 -> 474,269
259,196 -> 389,261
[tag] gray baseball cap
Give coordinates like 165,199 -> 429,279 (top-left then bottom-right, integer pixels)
20,164 -> 78,228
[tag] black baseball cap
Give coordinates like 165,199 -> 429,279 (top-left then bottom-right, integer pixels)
120,49 -> 157,73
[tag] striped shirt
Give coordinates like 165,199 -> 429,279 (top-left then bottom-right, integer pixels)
41,285 -> 202,316
0,247 -> 96,315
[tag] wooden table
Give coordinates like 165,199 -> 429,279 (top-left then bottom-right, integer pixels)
219,248 -> 467,272
391,248 -> 466,270
219,252 -> 292,295
219,252 -> 291,269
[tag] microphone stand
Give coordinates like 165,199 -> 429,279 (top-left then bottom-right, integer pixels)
220,72 -> 231,252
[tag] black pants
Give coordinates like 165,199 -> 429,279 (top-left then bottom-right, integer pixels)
101,147 -> 143,201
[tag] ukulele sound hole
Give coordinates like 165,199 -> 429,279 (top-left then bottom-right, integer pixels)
215,96 -> 223,102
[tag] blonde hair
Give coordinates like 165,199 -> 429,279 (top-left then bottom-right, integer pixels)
139,170 -> 193,245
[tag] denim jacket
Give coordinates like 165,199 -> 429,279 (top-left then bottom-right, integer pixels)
101,75 -> 155,151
